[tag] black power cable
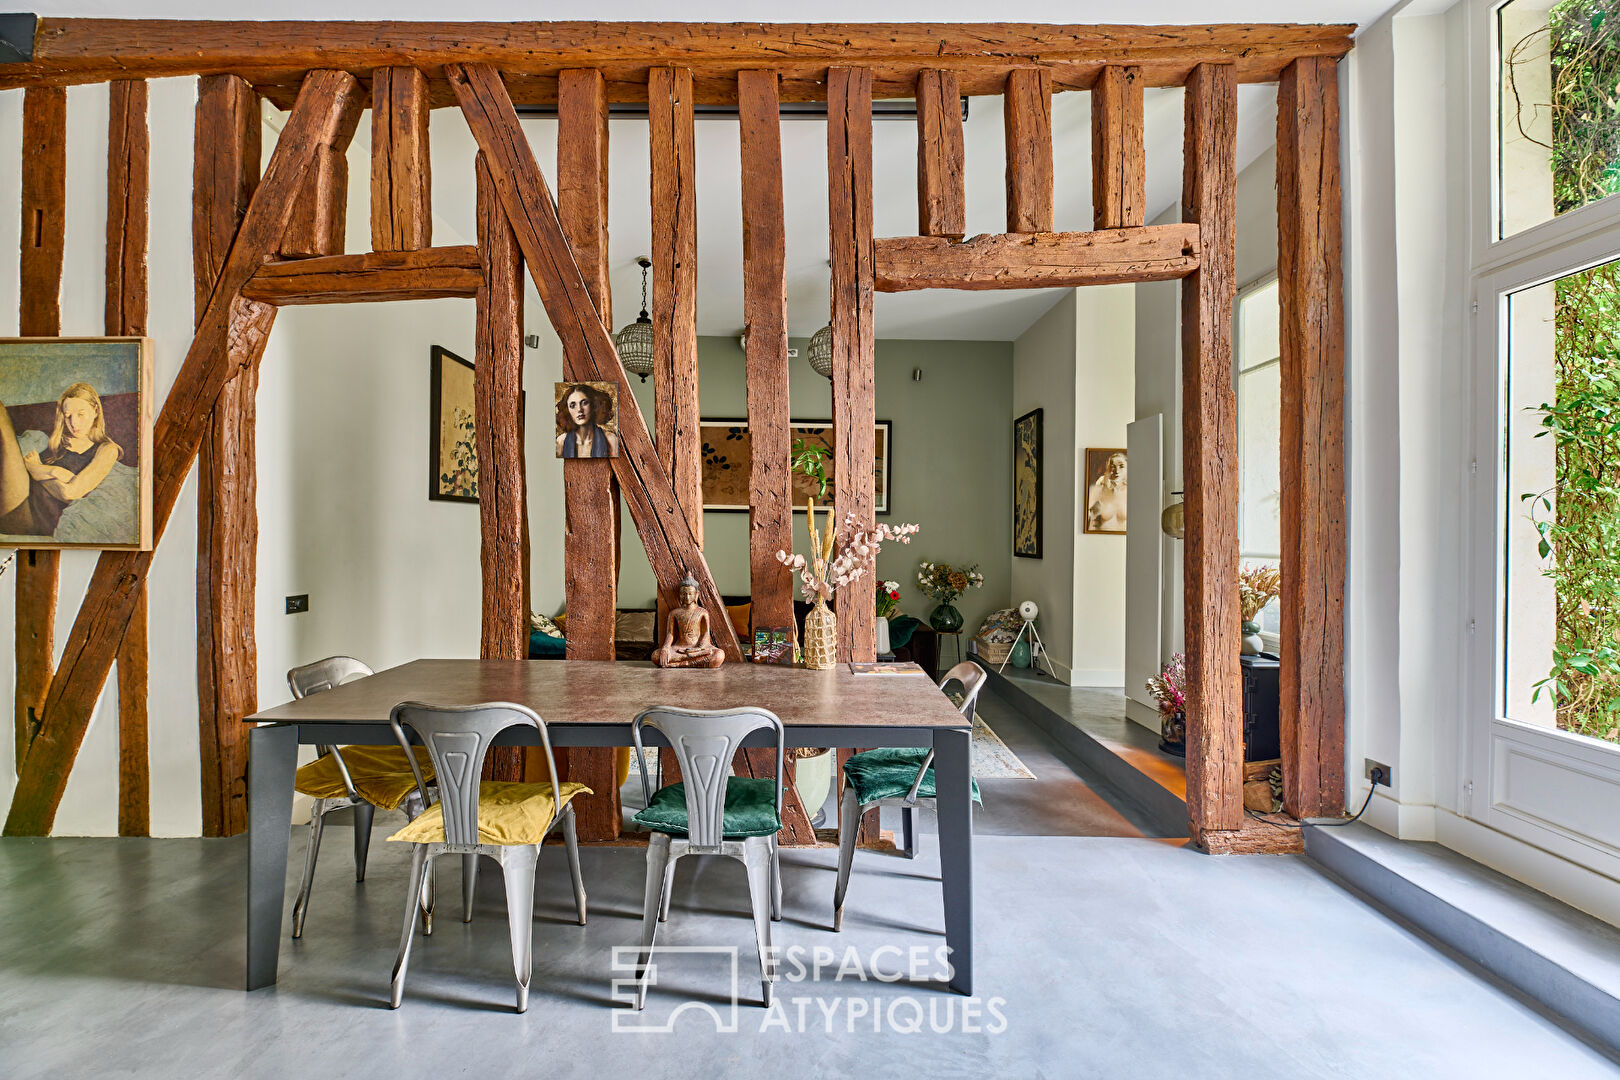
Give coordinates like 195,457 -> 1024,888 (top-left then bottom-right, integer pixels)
1244,766 -> 1385,830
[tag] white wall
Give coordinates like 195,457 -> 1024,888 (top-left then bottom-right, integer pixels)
1012,286 -> 1134,685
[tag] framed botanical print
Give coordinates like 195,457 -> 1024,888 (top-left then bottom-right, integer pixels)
428,346 -> 478,502
1083,447 -> 1127,534
1013,407 -> 1042,558
698,419 -> 892,514
0,337 -> 153,550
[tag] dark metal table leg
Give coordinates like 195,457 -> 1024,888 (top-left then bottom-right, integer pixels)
933,726 -> 973,995
901,806 -> 917,858
248,724 -> 298,990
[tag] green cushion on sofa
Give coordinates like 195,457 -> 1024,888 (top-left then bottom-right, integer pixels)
632,778 -> 783,838
842,747 -> 982,806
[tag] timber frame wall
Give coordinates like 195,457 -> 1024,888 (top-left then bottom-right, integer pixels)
0,20 -> 1350,853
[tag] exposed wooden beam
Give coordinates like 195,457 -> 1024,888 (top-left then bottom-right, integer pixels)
446,62 -> 741,661
1179,62 -> 1244,848
915,69 -> 965,240
828,65 -> 877,669
279,86 -> 364,258
649,66 -> 703,550
1003,67 -> 1053,234
195,72 -> 263,840
14,86 -> 65,774
1277,56 -> 1347,820
874,224 -> 1198,292
1091,64 -> 1145,229
241,246 -> 482,304
4,69 -> 362,837
370,66 -> 432,252
475,152 -> 528,783
3,20 -> 1357,101
107,78 -> 150,838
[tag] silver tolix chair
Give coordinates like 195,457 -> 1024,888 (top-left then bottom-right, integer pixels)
832,660 -> 986,932
629,706 -> 785,1009
385,701 -> 588,1013
286,657 -> 436,939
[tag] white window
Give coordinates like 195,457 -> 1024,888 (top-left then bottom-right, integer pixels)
1236,277 -> 1282,645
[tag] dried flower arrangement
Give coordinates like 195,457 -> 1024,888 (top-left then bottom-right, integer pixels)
775,500 -> 919,604
916,561 -> 984,605
1145,653 -> 1188,718
1238,563 -> 1283,622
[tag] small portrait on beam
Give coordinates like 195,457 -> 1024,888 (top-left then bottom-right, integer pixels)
554,381 -> 620,459
0,338 -> 153,550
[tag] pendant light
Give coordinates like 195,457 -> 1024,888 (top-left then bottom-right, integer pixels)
806,324 -> 833,379
615,256 -> 655,382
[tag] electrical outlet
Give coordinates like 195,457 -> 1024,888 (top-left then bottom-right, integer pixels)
1364,758 -> 1392,788
285,594 -> 309,615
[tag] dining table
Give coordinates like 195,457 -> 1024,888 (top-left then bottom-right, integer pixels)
242,658 -> 977,995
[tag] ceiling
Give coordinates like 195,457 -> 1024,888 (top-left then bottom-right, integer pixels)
147,0 -> 1403,341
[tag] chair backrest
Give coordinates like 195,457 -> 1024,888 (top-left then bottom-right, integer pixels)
901,660 -> 987,804
388,701 -> 562,847
632,706 -> 784,851
288,656 -> 373,700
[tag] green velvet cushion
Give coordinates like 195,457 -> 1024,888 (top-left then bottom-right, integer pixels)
842,748 -> 982,806
632,778 -> 783,838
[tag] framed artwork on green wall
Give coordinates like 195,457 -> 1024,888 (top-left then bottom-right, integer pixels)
698,418 -> 891,514
1013,407 -> 1042,558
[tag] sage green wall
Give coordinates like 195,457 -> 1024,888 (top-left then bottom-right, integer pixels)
612,336 -> 1014,637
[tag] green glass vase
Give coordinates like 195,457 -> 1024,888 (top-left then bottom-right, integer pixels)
929,603 -> 963,632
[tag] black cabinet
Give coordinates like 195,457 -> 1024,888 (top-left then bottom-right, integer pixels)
1241,654 -> 1281,762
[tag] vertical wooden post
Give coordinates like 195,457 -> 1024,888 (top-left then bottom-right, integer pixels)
14,86 -> 65,773
1180,63 -> 1244,845
828,67 -> 877,665
556,68 -> 623,836
649,66 -> 702,548
1091,65 -> 1145,230
1003,67 -> 1053,234
370,67 -> 432,252
194,73 -> 262,838
475,151 -> 527,783
916,70 -> 965,239
108,78 -> 150,837
1277,56 -> 1347,819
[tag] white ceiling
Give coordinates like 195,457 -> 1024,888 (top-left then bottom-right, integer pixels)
103,0 -> 1400,341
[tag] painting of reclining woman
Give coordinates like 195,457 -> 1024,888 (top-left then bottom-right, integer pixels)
0,338 -> 153,549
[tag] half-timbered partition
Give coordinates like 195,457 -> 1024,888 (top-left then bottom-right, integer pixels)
0,20 -> 1350,853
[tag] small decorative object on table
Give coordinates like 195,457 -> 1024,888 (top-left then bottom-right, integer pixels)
874,579 -> 901,655
651,575 -> 726,669
1237,562 -> 1282,656
917,560 -> 983,632
1146,653 -> 1188,757
777,501 -> 918,670
751,626 -> 798,666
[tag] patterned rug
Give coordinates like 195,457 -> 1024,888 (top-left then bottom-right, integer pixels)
971,713 -> 1036,780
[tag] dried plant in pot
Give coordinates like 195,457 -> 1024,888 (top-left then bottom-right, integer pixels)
776,501 -> 919,670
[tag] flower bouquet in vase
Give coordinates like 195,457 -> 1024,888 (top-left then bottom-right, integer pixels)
777,502 -> 919,670
916,561 -> 983,632
874,580 -> 902,654
1146,653 -> 1188,757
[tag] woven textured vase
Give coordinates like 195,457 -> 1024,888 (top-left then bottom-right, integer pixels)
803,597 -> 838,670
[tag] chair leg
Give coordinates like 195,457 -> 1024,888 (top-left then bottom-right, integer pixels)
832,787 -> 860,932
769,835 -> 782,922
389,844 -> 428,1008
352,801 -> 375,881
562,804 -> 587,925
462,853 -> 478,923
500,847 -> 539,1014
634,834 -> 671,1010
291,800 -> 326,939
742,836 -> 775,1007
657,856 -> 675,923
420,855 -> 435,935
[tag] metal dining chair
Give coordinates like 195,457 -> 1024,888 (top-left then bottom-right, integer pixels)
384,701 -> 590,1013
287,656 -> 437,938
629,706 -> 785,1009
832,660 -> 985,932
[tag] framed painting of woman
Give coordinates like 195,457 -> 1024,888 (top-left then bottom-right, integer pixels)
554,381 -> 620,459
0,338 -> 153,550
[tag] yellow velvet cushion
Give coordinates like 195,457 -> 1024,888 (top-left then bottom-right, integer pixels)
294,746 -> 434,812
615,746 -> 633,790
385,781 -> 594,846
726,602 -> 752,641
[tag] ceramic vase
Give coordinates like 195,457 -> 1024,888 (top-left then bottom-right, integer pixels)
1241,619 -> 1264,656
875,615 -> 891,655
804,596 -> 838,670
929,602 -> 964,633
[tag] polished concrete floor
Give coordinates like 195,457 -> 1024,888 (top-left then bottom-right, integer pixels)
1,694 -> 1616,1078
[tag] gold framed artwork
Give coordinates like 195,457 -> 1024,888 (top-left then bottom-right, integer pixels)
698,419 -> 891,513
428,346 -> 478,502
1013,407 -> 1042,558
1084,447 -> 1128,534
0,337 -> 153,550
554,381 -> 621,459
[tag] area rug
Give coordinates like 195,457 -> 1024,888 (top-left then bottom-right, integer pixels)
971,713 -> 1036,780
